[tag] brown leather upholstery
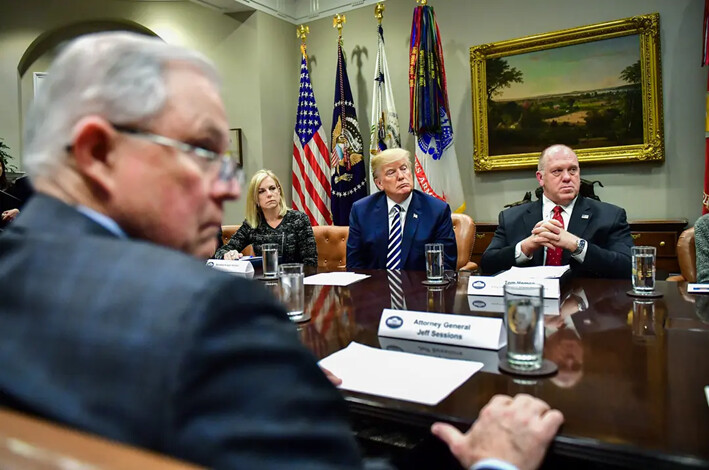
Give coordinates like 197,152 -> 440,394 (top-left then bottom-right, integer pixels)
220,224 -> 254,256
312,225 -> 349,270
0,407 -> 201,469
452,213 -> 478,272
672,227 -> 696,282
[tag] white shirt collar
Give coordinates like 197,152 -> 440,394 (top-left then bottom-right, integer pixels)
386,192 -> 413,215
541,194 -> 578,219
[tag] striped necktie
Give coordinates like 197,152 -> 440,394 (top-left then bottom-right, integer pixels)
387,269 -> 406,310
386,204 -> 403,270
545,205 -> 564,266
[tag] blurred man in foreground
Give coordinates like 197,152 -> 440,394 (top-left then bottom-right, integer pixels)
0,32 -> 562,469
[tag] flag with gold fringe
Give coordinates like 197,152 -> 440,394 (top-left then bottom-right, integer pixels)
369,18 -> 401,193
409,3 -> 466,213
330,32 -> 367,225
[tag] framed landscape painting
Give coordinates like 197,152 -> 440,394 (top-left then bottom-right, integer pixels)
469,13 -> 663,172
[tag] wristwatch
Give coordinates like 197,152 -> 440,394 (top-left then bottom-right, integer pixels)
573,238 -> 586,256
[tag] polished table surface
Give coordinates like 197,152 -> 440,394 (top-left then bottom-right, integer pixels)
290,270 -> 709,469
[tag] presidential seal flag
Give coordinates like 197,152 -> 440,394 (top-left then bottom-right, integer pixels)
409,4 -> 466,213
330,34 -> 367,226
369,19 -> 401,194
292,53 -> 332,226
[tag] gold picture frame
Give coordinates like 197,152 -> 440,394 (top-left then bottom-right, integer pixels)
470,13 -> 663,172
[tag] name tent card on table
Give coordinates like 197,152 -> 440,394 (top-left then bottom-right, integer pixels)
378,309 -> 505,350
205,259 -> 255,277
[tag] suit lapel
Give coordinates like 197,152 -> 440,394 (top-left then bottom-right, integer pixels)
373,194 -> 389,265
563,196 -> 591,264
400,191 -> 420,266
523,200 -> 544,266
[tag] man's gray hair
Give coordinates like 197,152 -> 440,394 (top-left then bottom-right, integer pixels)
23,31 -> 220,178
370,148 -> 411,180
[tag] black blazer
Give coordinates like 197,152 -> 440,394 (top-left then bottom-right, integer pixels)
481,196 -> 633,279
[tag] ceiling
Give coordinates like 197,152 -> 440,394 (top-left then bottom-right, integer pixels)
185,0 -> 384,24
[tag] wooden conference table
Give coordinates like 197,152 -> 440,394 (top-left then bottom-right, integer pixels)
287,269 -> 709,469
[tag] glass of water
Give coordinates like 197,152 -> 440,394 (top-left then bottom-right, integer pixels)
262,243 -> 279,279
631,246 -> 656,293
425,243 -> 444,282
504,282 -> 544,370
279,263 -> 308,322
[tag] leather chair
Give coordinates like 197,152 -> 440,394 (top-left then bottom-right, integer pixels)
451,213 -> 478,272
312,225 -> 349,270
668,227 -> 696,282
220,224 -> 254,256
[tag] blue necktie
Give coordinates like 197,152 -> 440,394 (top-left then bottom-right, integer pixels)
386,205 -> 403,270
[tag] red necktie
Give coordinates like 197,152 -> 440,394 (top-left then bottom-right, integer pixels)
546,205 -> 564,266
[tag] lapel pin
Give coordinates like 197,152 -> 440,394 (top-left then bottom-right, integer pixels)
413,213 -> 418,219
581,214 -> 590,219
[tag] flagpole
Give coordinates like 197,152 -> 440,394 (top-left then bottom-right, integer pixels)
374,3 -> 384,24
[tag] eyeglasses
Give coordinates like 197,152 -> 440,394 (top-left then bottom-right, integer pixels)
78,124 -> 244,184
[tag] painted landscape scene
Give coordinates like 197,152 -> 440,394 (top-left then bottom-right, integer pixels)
486,35 -> 642,156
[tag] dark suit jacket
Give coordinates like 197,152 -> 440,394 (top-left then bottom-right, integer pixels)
346,190 -> 457,271
0,194 -> 372,469
480,196 -> 633,279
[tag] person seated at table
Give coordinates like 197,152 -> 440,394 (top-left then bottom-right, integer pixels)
481,144 -> 633,278
346,148 -> 456,271
0,158 -> 26,229
0,31 -> 563,470
695,213 -> 709,283
215,169 -> 317,265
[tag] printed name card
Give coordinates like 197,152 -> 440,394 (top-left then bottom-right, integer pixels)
205,259 -> 255,277
378,309 -> 505,350
468,295 -> 560,316
467,275 -> 561,299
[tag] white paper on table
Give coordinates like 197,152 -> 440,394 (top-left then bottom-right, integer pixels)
495,265 -> 570,280
318,342 -> 482,405
304,272 -> 370,286
687,283 -> 709,294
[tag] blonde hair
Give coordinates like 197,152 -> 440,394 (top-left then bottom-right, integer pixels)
245,169 -> 287,228
370,148 -> 411,181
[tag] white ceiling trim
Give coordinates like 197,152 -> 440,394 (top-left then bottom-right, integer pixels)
188,0 -> 384,24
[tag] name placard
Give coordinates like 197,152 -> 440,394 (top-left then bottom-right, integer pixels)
467,276 -> 561,298
206,259 -> 255,277
378,309 -> 505,350
468,295 -> 560,316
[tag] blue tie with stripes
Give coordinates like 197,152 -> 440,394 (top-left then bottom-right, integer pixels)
387,205 -> 403,270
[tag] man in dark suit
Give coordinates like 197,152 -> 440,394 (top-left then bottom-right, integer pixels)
481,145 -> 633,278
347,148 -> 457,271
0,32 -> 562,470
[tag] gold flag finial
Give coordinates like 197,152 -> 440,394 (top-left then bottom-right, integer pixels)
416,0 -> 428,5
333,14 -> 346,36
374,3 -> 385,24
296,25 -> 309,56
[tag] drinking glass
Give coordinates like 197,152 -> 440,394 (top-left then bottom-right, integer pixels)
425,243 -> 444,282
631,246 -> 656,293
262,243 -> 279,279
504,282 -> 544,370
279,263 -> 308,322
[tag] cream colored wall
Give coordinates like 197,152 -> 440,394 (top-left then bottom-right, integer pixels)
0,0 -> 281,224
0,0 -> 706,226
303,0 -> 707,225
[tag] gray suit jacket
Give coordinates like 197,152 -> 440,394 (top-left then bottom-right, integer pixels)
481,196 -> 633,278
0,194 -> 371,469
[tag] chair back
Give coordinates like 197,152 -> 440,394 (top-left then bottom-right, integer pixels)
451,213 -> 477,271
676,227 -> 696,282
220,225 -> 254,257
312,225 -> 349,270
0,407 -> 201,469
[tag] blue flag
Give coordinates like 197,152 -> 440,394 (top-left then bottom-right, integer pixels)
330,39 -> 366,226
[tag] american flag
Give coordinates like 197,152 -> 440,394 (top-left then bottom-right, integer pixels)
292,54 -> 332,226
